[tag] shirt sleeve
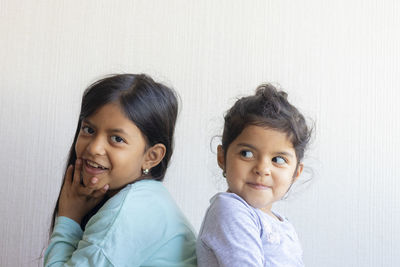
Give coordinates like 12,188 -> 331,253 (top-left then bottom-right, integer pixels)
44,181 -> 194,267
44,216 -> 113,267
199,194 -> 264,267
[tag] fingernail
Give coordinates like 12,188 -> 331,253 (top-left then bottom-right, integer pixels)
103,184 -> 109,191
91,177 -> 98,184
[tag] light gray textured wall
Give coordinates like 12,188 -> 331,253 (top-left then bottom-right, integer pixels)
1,1 -> 399,266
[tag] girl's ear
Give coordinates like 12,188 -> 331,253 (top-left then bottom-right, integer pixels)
142,144 -> 166,170
217,145 -> 225,170
293,163 -> 304,182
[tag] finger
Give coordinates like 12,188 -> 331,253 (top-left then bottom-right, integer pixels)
88,177 -> 99,187
91,184 -> 109,199
64,165 -> 74,185
76,176 -> 98,196
85,177 -> 106,191
72,159 -> 83,187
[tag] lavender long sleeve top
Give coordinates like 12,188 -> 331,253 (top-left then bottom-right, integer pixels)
196,192 -> 304,267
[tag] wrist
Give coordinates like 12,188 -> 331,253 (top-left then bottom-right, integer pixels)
58,211 -> 83,225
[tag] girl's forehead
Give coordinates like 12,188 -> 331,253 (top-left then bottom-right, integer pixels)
85,103 -> 139,130
87,103 -> 125,120
233,125 -> 294,150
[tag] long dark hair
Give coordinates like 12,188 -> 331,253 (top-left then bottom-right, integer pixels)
221,83 -> 312,163
50,73 -> 178,233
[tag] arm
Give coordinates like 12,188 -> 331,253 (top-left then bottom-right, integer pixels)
46,180 -> 184,267
45,159 -> 111,267
44,217 -> 113,267
199,194 -> 264,267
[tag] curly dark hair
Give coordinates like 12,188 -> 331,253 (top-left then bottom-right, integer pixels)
221,83 -> 312,163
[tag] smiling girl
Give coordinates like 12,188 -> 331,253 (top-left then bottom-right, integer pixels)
196,84 -> 312,267
45,74 -> 196,266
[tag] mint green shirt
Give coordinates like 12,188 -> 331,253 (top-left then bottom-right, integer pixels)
45,180 -> 197,267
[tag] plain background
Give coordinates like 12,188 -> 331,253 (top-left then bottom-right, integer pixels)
1,1 -> 399,266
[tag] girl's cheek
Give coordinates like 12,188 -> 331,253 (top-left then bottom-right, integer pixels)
75,145 -> 86,159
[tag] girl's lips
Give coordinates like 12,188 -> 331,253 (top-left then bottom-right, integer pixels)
83,160 -> 108,175
247,182 -> 271,190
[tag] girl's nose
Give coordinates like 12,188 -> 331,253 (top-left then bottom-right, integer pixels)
254,160 -> 271,176
86,136 -> 106,156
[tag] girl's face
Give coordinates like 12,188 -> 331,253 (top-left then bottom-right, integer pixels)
75,103 -> 148,191
218,125 -> 303,215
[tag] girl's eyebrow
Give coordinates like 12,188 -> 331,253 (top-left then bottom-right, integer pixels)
109,128 -> 129,135
237,143 -> 257,150
82,119 -> 129,135
82,119 -> 93,125
236,143 -> 295,158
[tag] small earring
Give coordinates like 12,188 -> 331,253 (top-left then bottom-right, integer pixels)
222,171 -> 226,178
142,169 -> 150,175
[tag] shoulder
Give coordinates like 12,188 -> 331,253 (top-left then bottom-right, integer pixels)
126,179 -> 173,202
199,192 -> 262,240
123,179 -> 185,219
83,180 -> 196,265
82,181 -> 169,240
197,193 -> 265,266
88,180 -> 186,233
211,192 -> 251,208
97,180 -> 175,215
208,192 -> 259,221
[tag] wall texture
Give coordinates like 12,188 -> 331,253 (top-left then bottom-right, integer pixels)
1,0 -> 399,266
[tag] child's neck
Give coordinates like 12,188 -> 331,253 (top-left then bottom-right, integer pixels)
260,207 -> 283,222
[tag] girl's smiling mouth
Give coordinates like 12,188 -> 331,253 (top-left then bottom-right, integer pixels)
246,182 -> 271,190
84,159 -> 109,175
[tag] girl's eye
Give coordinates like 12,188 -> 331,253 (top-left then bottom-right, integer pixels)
82,125 -> 95,135
240,150 -> 254,158
272,156 -> 287,165
111,135 -> 125,144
